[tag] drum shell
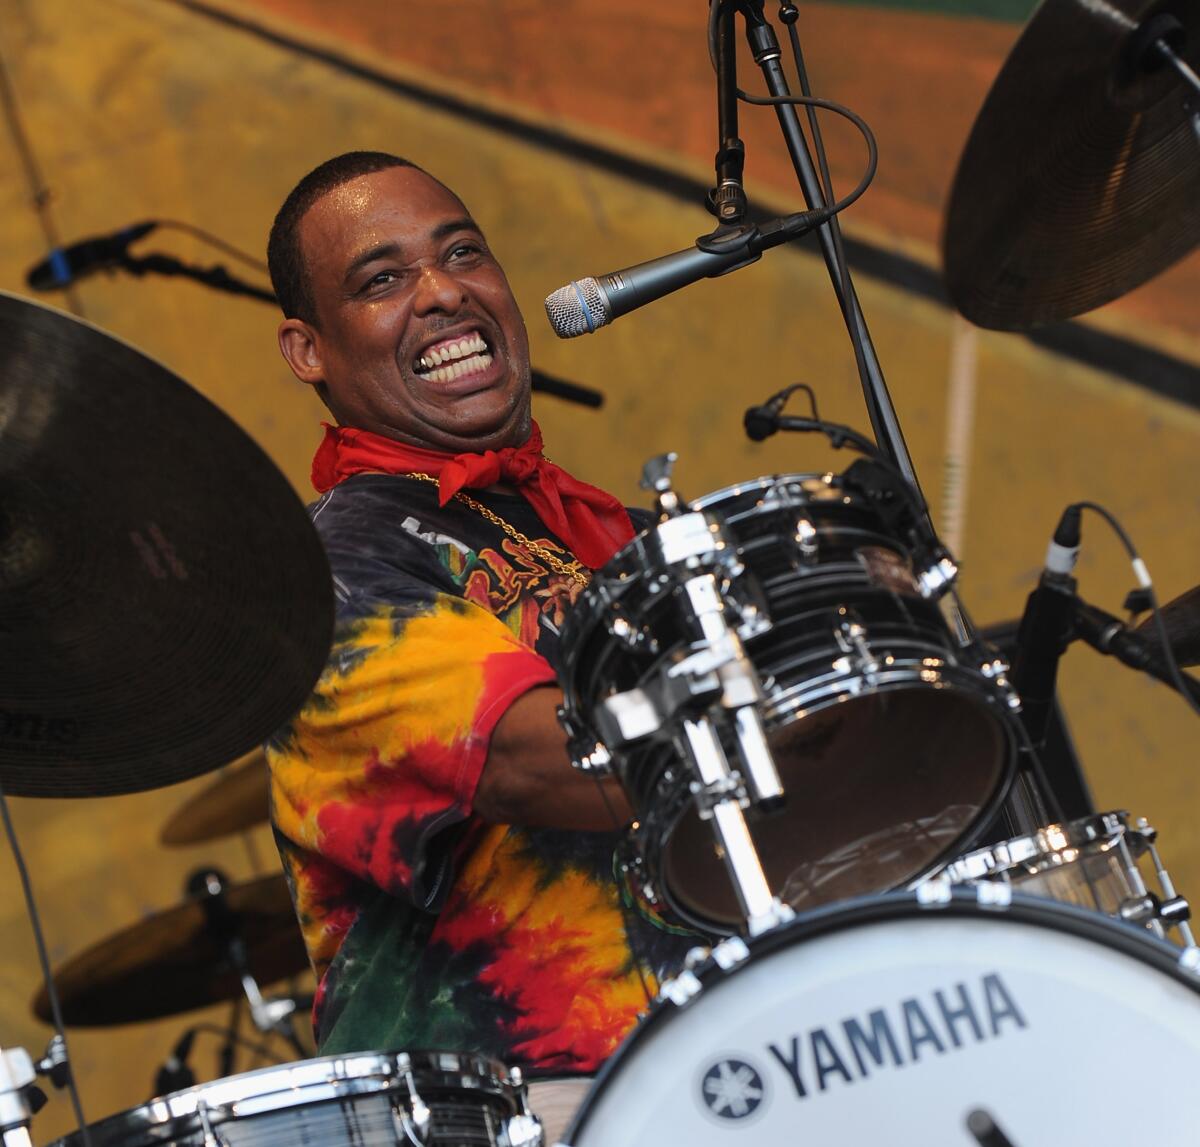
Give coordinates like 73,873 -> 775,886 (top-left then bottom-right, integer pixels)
559,474 -> 1016,931
47,1051 -> 531,1147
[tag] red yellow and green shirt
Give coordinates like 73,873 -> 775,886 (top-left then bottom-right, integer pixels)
267,474 -> 696,1072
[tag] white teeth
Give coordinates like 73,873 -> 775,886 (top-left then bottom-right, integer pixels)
415,332 -> 489,375
421,351 -> 494,384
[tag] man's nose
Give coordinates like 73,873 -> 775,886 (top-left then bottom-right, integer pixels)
412,265 -> 467,314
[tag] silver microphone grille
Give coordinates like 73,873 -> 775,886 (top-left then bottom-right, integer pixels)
544,278 -> 611,339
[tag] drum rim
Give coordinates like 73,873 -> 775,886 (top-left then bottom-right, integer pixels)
567,889 -> 1200,1137
688,472 -> 843,511
938,809 -> 1142,882
640,679 -> 1017,935
47,1049 -> 518,1147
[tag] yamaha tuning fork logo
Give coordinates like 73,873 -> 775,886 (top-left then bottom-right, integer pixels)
699,1057 -> 768,1121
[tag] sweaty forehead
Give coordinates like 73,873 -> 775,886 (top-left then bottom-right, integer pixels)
299,167 -> 471,279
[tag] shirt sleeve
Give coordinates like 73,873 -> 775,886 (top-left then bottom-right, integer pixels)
268,506 -> 557,912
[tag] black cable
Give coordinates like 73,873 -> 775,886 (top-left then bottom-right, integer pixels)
705,1 -> 879,223
154,219 -> 270,274
1072,501 -> 1200,718
0,785 -> 92,1147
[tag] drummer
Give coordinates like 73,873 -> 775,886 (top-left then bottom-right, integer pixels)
265,152 -> 695,1076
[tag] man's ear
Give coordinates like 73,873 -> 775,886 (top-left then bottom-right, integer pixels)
278,318 -> 324,387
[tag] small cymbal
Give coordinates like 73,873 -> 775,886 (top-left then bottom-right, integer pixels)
1135,585 -> 1200,667
32,873 -> 305,1027
943,0 -> 1200,329
161,749 -> 270,846
0,292 -> 333,796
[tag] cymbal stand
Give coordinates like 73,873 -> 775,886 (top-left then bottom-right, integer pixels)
0,786 -> 92,1146
1128,12 -> 1200,138
191,869 -> 308,1058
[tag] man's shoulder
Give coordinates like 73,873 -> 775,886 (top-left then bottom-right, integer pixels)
308,475 -> 473,594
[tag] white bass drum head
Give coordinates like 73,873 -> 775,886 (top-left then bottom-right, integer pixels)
564,892 -> 1200,1146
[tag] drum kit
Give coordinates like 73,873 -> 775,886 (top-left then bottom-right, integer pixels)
2,0 -> 1200,1146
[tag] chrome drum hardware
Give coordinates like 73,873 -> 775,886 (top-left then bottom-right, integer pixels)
558,465 -> 1018,935
46,1051 -> 542,1147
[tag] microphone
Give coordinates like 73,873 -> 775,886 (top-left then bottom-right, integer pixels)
1010,504 -> 1083,751
744,386 -> 797,441
545,212 -> 825,338
26,222 -> 157,291
152,1028 -> 197,1095
1074,600 -> 1200,705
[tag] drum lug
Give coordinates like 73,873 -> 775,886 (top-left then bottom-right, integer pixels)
657,967 -> 704,1008
195,1099 -> 229,1147
500,1067 -> 544,1147
792,515 -> 820,563
979,655 -> 1022,710
558,706 -> 616,775
918,553 -> 959,599
834,617 -> 880,680
1178,946 -> 1200,980
711,935 -> 751,972
572,740 -> 614,776
394,1060 -> 433,1146
617,838 -> 661,907
606,608 -> 659,655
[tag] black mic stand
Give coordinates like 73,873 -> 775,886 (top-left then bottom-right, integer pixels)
711,0 -> 748,224
113,252 -> 278,304
733,0 -> 922,497
190,870 -> 309,1061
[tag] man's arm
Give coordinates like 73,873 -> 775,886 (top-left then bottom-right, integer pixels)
475,685 -> 632,830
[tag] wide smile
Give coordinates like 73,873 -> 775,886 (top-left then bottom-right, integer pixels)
413,329 -> 496,386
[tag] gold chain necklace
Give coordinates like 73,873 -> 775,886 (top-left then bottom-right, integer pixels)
403,472 -> 591,587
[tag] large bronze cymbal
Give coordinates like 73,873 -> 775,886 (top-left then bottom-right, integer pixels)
0,292 -> 332,796
161,749 -> 270,845
32,873 -> 306,1026
943,0 -> 1200,329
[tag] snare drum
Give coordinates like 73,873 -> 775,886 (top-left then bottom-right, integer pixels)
936,809 -> 1192,938
559,473 -> 1017,932
564,891 -> 1200,1146
49,1051 -> 541,1147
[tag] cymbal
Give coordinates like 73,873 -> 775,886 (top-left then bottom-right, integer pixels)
1136,585 -> 1200,666
943,0 -> 1200,329
161,749 -> 269,845
0,292 -> 333,796
32,873 -> 306,1026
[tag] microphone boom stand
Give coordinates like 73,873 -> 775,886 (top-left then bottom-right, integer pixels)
734,0 -> 921,498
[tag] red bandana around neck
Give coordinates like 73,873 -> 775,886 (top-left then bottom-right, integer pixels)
311,421 -> 635,569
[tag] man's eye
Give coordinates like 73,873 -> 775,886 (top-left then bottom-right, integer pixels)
449,242 -> 483,260
368,269 -> 399,286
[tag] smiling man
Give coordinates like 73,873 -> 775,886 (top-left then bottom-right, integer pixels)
265,153 -> 694,1084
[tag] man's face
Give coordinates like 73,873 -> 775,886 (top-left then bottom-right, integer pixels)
281,166 -> 532,453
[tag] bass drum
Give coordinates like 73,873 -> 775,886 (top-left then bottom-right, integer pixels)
563,891 -> 1200,1146
48,1050 -> 541,1147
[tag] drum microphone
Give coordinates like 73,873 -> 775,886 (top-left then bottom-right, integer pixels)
544,211 -> 828,338
1010,504 -> 1083,751
26,222 -> 158,291
1073,599 -> 1200,705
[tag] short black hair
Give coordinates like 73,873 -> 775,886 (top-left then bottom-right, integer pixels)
267,151 -> 419,325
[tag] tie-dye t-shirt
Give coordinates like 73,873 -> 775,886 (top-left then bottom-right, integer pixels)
267,473 -> 697,1072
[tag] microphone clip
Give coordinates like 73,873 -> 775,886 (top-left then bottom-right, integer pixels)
695,222 -> 762,276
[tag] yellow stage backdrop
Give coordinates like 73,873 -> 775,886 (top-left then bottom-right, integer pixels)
0,0 -> 1196,1134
